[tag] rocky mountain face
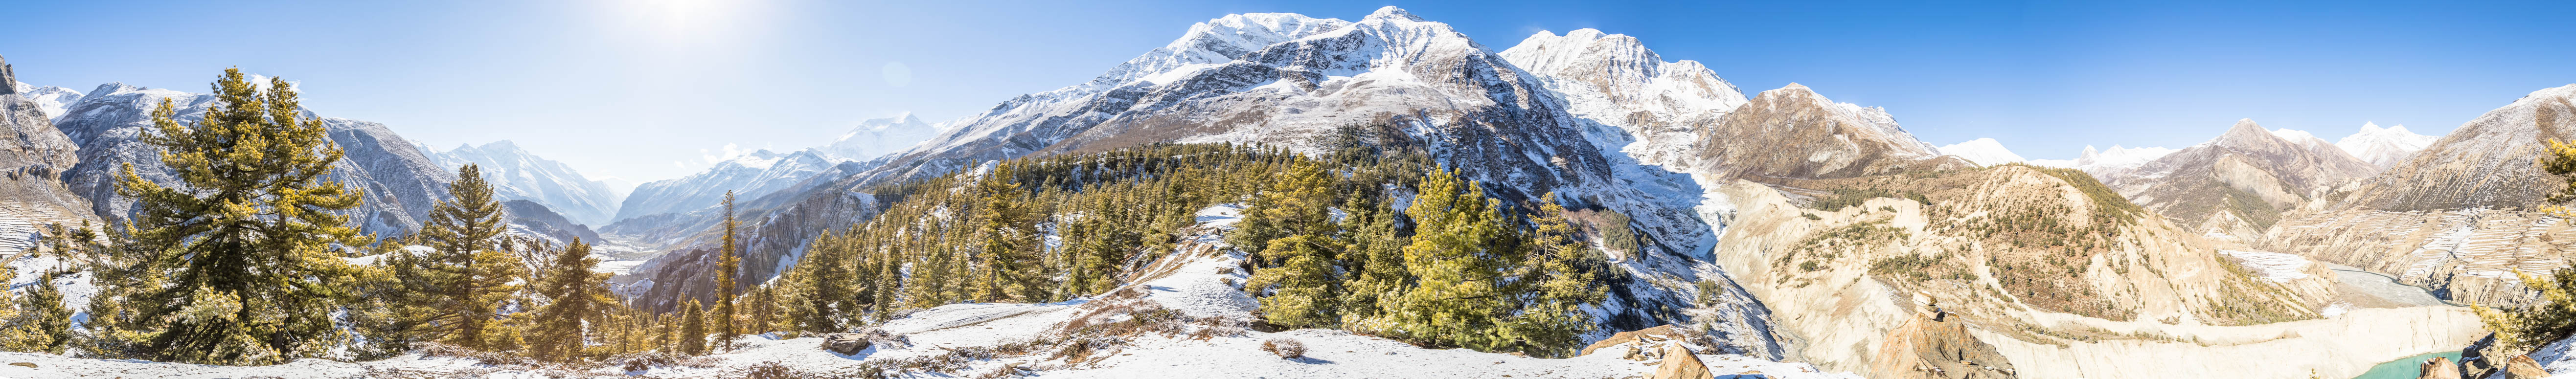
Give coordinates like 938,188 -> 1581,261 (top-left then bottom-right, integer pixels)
2266,84 -> 2576,306
53,82 -> 456,234
1686,84 -> 1966,181
813,112 -> 939,162
1709,165 -> 2342,378
2097,119 -> 2379,242
0,55 -> 97,251
2335,122 -> 2439,169
430,140 -> 626,225
609,149 -> 835,223
1498,28 -> 1747,166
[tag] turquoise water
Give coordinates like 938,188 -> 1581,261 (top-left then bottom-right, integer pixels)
2351,351 -> 2464,379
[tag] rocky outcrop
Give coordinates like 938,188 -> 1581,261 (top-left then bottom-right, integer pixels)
2100,119 -> 2378,242
1870,306 -> 2016,379
0,55 -> 98,251
2267,84 -> 2576,306
1651,343 -> 1715,379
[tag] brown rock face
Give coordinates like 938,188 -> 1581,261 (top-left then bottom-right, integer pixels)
1652,343 -> 1715,379
2505,354 -> 2549,379
0,54 -> 99,234
1691,84 -> 1963,181
1871,312 -> 2017,379
2419,357 -> 2462,379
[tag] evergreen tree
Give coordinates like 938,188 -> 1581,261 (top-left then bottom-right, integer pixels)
105,69 -> 366,365
528,239 -> 617,362
1338,195 -> 1408,323
790,230 -> 849,333
1241,161 -> 1344,327
7,273 -> 75,354
416,163 -> 524,350
678,300 -> 707,355
714,191 -> 741,351
1367,167 -> 1513,351
1505,193 -> 1608,357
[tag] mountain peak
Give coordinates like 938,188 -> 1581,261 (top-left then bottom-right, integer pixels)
2214,118 -> 2283,148
1365,6 -> 1422,22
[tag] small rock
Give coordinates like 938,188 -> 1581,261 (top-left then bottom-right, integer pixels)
1581,325 -> 1680,356
5,362 -> 31,368
820,333 -> 873,355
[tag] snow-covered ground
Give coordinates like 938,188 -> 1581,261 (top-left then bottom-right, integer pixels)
0,204 -> 1857,379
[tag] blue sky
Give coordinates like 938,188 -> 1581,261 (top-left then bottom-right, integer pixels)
6,0 -> 2572,181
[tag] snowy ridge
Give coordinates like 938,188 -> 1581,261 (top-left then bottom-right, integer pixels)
1936,138 -> 2027,166
610,149 -> 835,223
8,81 -> 82,122
2334,122 -> 2438,168
429,140 -> 627,225
2026,144 -> 2177,177
816,112 -> 940,162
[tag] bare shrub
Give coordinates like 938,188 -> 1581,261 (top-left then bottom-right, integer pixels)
1261,337 -> 1306,359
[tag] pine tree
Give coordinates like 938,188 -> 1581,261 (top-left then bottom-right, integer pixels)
417,164 -> 524,350
529,239 -> 617,362
1338,195 -> 1408,323
106,69 -> 366,365
678,299 -> 707,355
1505,193 -> 1608,357
714,191 -> 741,351
749,285 -> 777,335
1367,167 -> 1513,351
1242,161 -> 1343,328
791,231 -> 849,333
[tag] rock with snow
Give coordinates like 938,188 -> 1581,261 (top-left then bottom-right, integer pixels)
1936,138 -> 2026,166
1500,28 -> 1748,166
2335,122 -> 2439,169
429,140 -> 626,225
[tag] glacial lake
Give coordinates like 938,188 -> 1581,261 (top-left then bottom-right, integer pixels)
2351,351 -> 2462,379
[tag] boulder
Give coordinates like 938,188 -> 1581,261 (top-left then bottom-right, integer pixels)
1582,325 -> 1679,356
1652,343 -> 1714,379
821,333 -> 872,355
2506,354 -> 2549,379
2419,357 -> 2462,379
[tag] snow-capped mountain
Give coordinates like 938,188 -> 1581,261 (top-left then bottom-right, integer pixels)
610,149 -> 836,223
814,112 -> 940,162
8,81 -> 82,123
2334,122 -> 2438,168
429,140 -> 626,225
637,7 -> 1793,357
1936,137 -> 2026,166
2026,144 -> 2178,177
53,82 -> 459,234
1499,28 -> 1747,165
